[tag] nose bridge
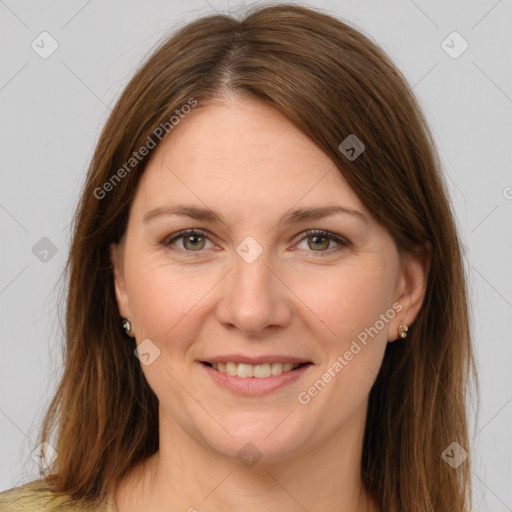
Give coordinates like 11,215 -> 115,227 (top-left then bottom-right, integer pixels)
216,243 -> 291,334
233,246 -> 273,296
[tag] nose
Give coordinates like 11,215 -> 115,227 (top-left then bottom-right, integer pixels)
215,250 -> 292,336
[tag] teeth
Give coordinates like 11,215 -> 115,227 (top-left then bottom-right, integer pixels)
226,362 -> 237,376
271,362 -> 282,376
210,361 -> 302,378
253,363 -> 271,378
237,363 -> 254,378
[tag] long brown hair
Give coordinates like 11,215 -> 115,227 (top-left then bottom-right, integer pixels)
36,4 -> 477,510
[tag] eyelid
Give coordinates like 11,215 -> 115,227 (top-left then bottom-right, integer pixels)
164,228 -> 351,255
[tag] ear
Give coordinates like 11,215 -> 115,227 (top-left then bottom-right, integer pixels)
388,243 -> 431,342
109,242 -> 131,318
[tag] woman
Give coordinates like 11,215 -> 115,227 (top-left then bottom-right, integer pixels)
0,4 -> 477,511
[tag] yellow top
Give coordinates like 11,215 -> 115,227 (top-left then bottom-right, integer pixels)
0,479 -> 118,512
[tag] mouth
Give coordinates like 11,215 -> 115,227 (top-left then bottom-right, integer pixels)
200,361 -> 312,379
198,354 -> 314,395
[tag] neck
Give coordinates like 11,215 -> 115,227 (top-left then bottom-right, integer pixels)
114,405 -> 377,512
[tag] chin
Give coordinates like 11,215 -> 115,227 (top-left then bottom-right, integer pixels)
197,415 -> 311,466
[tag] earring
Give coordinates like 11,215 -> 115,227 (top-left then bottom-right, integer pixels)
121,316 -> 133,337
398,323 -> 409,339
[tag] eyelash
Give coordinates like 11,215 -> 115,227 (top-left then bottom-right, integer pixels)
163,229 -> 351,257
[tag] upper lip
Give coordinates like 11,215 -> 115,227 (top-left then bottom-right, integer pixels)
201,355 -> 312,365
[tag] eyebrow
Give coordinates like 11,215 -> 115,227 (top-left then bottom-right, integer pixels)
143,204 -> 369,226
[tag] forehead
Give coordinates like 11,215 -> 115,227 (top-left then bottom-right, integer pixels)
132,99 -> 368,219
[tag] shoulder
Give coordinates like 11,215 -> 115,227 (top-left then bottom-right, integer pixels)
0,479 -> 116,512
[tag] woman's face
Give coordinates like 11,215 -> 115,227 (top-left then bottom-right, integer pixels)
111,98 -> 425,464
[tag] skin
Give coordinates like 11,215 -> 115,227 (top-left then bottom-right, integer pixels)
110,97 -> 429,512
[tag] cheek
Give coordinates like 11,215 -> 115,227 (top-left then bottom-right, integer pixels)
289,259 -> 397,343
125,256 -> 222,351
290,260 -> 396,399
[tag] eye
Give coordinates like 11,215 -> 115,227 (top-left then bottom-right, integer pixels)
165,229 -> 214,252
163,228 -> 350,256
295,229 -> 350,254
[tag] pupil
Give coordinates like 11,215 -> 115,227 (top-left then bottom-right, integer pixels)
186,235 -> 204,250
309,235 -> 328,251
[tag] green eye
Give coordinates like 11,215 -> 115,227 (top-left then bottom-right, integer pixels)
165,228 -> 350,257
297,229 -> 350,253
182,233 -> 206,251
307,234 -> 331,251
166,229 -> 212,252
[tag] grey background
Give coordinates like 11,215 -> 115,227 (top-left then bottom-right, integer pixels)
1,0 -> 511,510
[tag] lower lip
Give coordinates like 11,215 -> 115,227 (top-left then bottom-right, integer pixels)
200,363 -> 312,395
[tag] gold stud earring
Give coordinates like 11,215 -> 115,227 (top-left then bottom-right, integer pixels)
398,323 -> 409,339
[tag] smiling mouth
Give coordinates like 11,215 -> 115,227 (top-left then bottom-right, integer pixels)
201,361 -> 311,379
